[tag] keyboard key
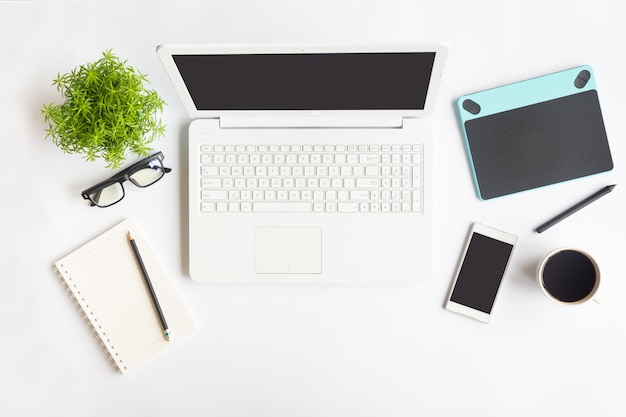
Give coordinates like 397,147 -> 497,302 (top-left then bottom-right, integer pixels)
202,190 -> 228,200
201,178 -> 221,188
360,154 -> 379,164
412,191 -> 422,213
365,166 -> 379,176
338,203 -> 359,212
350,191 -> 369,201
253,202 -> 312,212
356,178 -> 378,188
202,166 -> 219,176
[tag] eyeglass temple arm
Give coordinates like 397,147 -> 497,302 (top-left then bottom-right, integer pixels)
83,189 -> 102,206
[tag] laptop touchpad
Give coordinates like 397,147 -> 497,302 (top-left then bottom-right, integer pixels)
255,227 -> 322,274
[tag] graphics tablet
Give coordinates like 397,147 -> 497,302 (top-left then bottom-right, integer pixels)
457,66 -> 613,200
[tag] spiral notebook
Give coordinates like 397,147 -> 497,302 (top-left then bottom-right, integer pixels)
54,219 -> 197,374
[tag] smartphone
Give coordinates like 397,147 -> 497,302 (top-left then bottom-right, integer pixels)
445,223 -> 517,323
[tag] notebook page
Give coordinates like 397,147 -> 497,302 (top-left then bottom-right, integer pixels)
54,219 -> 196,374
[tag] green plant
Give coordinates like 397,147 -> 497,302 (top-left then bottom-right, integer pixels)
42,49 -> 166,169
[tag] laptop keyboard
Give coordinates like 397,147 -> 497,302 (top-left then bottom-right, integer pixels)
199,144 -> 422,213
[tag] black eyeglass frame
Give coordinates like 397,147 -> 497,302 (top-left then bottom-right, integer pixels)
81,151 -> 172,207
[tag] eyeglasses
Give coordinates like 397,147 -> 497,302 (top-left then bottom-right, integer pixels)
81,152 -> 172,207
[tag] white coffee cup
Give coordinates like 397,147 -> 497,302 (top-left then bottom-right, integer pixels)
536,247 -> 600,305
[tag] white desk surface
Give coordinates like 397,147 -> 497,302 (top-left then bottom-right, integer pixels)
2,1 -> 625,416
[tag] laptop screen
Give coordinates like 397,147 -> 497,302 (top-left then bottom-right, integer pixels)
172,52 -> 436,111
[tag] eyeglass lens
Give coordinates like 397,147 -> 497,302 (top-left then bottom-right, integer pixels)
88,183 -> 125,207
129,159 -> 166,187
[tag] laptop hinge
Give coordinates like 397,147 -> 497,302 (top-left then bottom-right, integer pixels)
219,116 -> 405,129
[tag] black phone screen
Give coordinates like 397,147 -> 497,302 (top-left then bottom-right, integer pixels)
450,233 -> 514,314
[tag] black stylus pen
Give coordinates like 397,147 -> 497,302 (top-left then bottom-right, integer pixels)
535,184 -> 616,233
127,231 -> 171,341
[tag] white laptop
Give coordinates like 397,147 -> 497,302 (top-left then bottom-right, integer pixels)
157,43 -> 448,284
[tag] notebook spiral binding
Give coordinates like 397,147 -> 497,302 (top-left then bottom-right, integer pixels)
54,265 -> 126,374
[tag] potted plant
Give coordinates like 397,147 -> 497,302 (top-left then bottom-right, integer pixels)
42,49 -> 166,169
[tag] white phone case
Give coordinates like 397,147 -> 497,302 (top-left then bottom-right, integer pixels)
445,223 -> 517,323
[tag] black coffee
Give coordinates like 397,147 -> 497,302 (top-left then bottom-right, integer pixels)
542,250 -> 597,302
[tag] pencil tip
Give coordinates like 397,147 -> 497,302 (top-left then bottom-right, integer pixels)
127,231 -> 133,240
